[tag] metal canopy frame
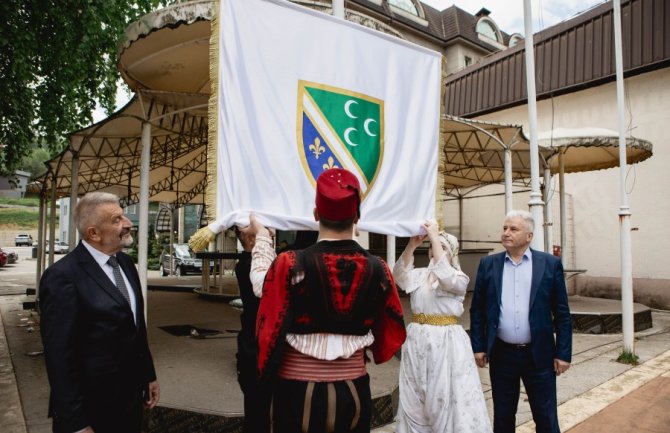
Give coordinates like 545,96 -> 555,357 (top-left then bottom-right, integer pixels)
42,94 -> 208,209
440,115 -> 553,199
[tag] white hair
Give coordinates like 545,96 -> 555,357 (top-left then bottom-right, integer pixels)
505,210 -> 535,233
74,192 -> 121,237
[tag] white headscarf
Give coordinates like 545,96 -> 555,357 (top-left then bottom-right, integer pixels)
438,231 -> 462,271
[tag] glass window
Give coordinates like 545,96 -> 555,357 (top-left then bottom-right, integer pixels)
464,56 -> 472,67
388,0 -> 419,16
509,34 -> 524,47
476,19 -> 500,42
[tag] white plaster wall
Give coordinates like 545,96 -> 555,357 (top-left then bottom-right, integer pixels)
467,68 -> 670,279
444,44 -> 489,76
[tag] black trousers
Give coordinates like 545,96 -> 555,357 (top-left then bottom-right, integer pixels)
53,387 -> 144,433
237,333 -> 272,433
272,374 -> 372,433
489,339 -> 560,433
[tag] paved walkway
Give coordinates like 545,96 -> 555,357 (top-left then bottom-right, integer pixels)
0,297 -> 27,433
566,372 -> 670,432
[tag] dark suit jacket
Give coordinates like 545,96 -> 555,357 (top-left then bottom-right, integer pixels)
39,242 -> 156,432
470,248 -> 572,368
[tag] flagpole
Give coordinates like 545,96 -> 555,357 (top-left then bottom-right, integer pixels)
612,0 -> 634,355
523,0 -> 545,251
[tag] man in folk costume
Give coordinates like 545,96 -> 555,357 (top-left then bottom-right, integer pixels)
241,167 -> 406,433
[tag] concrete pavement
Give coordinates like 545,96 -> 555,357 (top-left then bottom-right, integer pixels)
1,251 -> 670,432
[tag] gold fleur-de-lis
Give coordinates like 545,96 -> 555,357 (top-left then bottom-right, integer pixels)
309,138 -> 325,159
322,156 -> 338,170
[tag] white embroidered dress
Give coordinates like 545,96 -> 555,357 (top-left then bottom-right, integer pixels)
393,253 -> 492,433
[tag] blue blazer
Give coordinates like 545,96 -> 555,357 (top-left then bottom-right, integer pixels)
469,248 -> 572,368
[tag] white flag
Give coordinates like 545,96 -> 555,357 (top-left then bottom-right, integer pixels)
215,0 -> 441,236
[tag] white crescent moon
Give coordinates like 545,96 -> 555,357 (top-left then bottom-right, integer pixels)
344,100 -> 358,119
364,118 -> 377,137
344,127 -> 358,147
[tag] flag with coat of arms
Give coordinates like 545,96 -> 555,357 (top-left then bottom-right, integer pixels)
212,0 -> 441,236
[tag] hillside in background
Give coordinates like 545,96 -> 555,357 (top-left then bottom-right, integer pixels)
0,198 -> 55,247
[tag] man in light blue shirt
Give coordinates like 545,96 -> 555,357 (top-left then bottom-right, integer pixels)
499,247 -> 533,345
470,210 -> 572,433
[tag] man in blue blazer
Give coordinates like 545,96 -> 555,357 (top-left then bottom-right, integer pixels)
40,192 -> 160,433
470,210 -> 572,433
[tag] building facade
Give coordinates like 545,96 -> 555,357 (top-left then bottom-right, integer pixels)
0,170 -> 31,199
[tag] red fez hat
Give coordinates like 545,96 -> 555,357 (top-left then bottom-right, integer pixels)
315,168 -> 361,221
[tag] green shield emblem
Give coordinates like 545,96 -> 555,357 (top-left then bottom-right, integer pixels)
297,80 -> 384,197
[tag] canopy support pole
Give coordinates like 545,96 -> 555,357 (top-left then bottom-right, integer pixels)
544,167 -> 553,253
504,148 -> 513,214
523,0 -> 545,250
386,235 -> 396,269
178,206 -> 185,243
68,152 -> 79,248
40,189 -> 48,273
559,152 -> 567,267
333,0 -> 344,18
48,175 -> 57,266
138,122 -> 151,321
36,192 -> 46,291
613,0 -> 634,354
169,209 -> 175,274
458,194 -> 464,242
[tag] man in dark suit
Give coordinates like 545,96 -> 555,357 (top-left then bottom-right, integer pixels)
234,228 -> 271,433
40,192 -> 160,433
470,210 -> 572,433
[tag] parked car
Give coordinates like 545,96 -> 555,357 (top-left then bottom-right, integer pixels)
0,250 -> 7,267
1,248 -> 18,264
159,243 -> 205,276
14,234 -> 33,246
45,240 -> 69,254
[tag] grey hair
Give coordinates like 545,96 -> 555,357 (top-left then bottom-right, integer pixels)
74,192 -> 121,237
505,210 -> 535,233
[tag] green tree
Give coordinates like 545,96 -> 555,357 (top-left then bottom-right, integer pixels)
19,144 -> 51,180
0,1 -> 164,174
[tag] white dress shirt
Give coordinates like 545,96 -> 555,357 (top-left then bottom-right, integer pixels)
81,240 -> 137,324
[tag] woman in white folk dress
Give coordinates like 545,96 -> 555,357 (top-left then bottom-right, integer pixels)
393,220 -> 492,433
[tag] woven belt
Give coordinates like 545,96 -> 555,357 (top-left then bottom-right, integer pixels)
411,313 -> 459,326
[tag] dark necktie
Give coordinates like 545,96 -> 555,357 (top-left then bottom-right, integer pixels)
107,256 -> 132,305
